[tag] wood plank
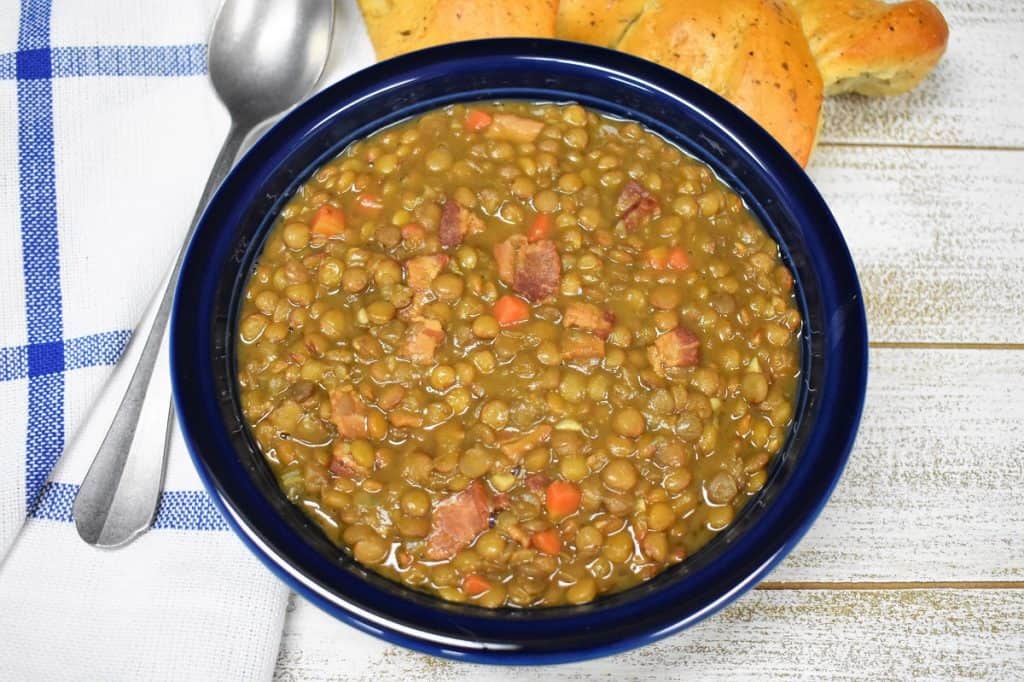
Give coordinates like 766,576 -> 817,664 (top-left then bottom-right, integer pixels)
817,0 -> 1024,148
808,145 -> 1024,344
276,588 -> 1024,680
773,347 -> 1024,582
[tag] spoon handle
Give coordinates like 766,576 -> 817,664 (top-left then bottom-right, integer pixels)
72,122 -> 251,547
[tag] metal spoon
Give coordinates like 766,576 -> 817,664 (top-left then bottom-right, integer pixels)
71,0 -> 335,547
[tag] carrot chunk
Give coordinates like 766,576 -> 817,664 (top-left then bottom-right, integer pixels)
493,295 -> 530,327
667,247 -> 690,270
462,574 -> 492,596
465,109 -> 493,132
531,529 -> 562,556
311,205 -> 346,236
545,481 -> 582,518
527,213 -> 552,242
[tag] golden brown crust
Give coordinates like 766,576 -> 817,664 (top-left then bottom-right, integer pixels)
358,0 -> 559,60
789,0 -> 949,96
568,0 -> 823,167
555,0 -> 645,48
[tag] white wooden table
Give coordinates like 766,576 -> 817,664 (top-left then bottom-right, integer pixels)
275,2 -> 1024,678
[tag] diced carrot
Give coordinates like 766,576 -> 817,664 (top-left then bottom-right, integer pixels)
531,529 -> 562,556
356,192 -> 384,212
545,481 -> 582,518
493,295 -> 530,327
527,213 -> 552,242
462,574 -> 491,596
667,246 -> 690,270
465,109 -> 493,132
311,205 -> 346,236
643,246 -> 669,270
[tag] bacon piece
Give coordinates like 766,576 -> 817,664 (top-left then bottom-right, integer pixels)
329,441 -> 372,479
399,319 -> 445,365
562,302 -> 615,339
524,472 -> 551,493
439,201 -> 485,248
493,235 -> 525,286
329,387 -> 368,439
485,113 -> 545,143
615,180 -> 661,231
494,236 -> 562,302
499,424 -> 553,460
515,240 -> 561,302
424,481 -> 492,561
648,326 -> 701,376
404,254 -> 450,292
561,330 -> 606,360
329,457 -> 357,478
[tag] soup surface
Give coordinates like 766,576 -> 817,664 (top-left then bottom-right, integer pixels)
236,101 -> 801,607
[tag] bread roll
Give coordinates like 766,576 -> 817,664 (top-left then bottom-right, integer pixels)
789,0 -> 949,96
358,0 -> 558,61
555,0 -> 645,48
558,0 -> 824,166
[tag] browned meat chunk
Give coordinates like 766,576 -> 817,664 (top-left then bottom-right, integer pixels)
562,302 -> 615,339
561,330 -> 606,360
615,180 -> 660,231
493,234 -> 525,286
524,472 -> 551,493
499,424 -> 553,460
329,387 -> 368,439
515,240 -> 561,302
404,254 -> 450,291
485,113 -> 545,143
399,319 -> 445,365
424,481 -> 492,560
648,326 -> 701,375
494,236 -> 561,302
439,201 -> 484,248
329,439 -> 373,479
329,456 -> 357,478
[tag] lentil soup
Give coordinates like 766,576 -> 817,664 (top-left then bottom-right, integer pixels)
235,101 -> 802,608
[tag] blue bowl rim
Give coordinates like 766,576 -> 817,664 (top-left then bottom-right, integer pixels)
171,38 -> 868,664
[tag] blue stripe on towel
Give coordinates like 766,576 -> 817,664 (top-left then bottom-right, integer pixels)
0,330 -> 132,382
30,482 -> 228,531
17,0 -> 64,511
0,43 -> 207,81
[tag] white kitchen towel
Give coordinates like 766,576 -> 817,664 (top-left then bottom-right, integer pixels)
0,0 -> 375,678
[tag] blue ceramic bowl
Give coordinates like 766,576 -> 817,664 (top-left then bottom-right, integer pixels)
171,39 -> 867,664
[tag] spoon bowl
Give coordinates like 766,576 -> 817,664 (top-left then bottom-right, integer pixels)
210,0 -> 335,124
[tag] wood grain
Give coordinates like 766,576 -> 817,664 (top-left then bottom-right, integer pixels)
808,145 -> 1024,344
772,346 -> 1024,582
276,588 -> 1024,680
818,0 -> 1024,148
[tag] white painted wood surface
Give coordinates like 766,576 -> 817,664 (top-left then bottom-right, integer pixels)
774,348 -> 1024,582
809,146 -> 1024,344
278,589 -> 1024,680
277,1 -> 1024,678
